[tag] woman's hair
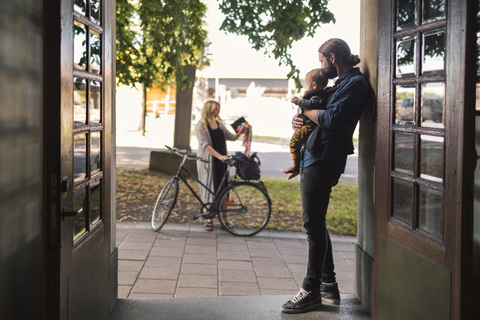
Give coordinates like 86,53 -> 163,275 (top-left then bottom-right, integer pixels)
306,68 -> 328,89
200,100 -> 224,129
318,38 -> 361,67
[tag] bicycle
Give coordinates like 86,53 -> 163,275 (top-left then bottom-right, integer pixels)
151,146 -> 272,237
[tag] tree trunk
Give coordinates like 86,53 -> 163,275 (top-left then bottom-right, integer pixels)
138,85 -> 147,136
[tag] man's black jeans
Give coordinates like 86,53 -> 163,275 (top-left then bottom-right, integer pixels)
300,160 -> 341,291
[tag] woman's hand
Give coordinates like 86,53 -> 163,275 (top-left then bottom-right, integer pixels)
292,113 -> 303,130
218,155 -> 229,163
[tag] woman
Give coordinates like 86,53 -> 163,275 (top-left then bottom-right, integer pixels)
196,100 -> 243,231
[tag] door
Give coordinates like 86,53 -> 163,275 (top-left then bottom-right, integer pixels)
45,0 -> 114,319
474,0 -> 480,311
375,0 -> 475,318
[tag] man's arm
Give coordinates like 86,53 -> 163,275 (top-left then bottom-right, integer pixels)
303,109 -> 319,124
317,76 -> 368,130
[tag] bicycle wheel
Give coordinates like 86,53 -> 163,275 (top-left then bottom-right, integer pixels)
217,182 -> 271,236
151,177 -> 179,231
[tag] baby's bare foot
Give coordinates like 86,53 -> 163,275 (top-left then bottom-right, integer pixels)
287,172 -> 299,180
283,165 -> 296,173
283,165 -> 299,179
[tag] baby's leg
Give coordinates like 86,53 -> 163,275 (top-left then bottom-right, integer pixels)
283,126 -> 313,179
283,158 -> 300,179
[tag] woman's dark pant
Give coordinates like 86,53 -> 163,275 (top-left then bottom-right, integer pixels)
300,160 -> 340,291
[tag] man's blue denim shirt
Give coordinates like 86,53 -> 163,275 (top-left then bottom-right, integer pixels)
301,67 -> 369,174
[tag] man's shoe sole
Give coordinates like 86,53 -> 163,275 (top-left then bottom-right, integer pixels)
281,301 -> 322,314
321,296 -> 340,305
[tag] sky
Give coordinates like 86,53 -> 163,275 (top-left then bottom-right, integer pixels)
198,0 -> 361,79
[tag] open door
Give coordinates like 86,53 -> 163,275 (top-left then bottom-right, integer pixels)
44,0 -> 115,319
474,0 -> 480,311
375,0 -> 475,318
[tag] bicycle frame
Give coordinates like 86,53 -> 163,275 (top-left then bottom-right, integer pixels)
153,146 -> 272,236
171,150 -> 234,218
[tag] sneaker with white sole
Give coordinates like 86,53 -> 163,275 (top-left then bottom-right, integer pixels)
281,288 -> 322,314
320,282 -> 341,304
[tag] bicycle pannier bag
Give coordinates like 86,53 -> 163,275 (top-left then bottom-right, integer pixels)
234,152 -> 261,180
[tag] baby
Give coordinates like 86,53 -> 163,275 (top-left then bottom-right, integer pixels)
283,68 -> 337,179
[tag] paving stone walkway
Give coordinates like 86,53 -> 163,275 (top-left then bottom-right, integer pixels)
116,222 -> 356,299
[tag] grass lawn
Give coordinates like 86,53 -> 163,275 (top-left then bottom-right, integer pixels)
116,168 -> 358,236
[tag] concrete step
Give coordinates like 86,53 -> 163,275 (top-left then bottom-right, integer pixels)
110,294 -> 371,320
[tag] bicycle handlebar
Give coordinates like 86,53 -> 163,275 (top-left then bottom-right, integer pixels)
165,145 -> 207,163
165,146 -> 241,167
227,155 -> 237,165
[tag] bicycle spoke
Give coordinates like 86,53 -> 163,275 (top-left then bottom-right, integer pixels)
217,183 -> 271,236
151,178 -> 178,231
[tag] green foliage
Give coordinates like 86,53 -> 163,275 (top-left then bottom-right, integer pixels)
262,177 -> 358,236
116,169 -> 358,236
218,0 -> 335,88
116,0 -> 209,90
117,1 -> 336,90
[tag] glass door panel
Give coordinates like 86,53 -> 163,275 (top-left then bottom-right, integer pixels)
422,29 -> 446,74
90,0 -> 101,24
394,132 -> 415,174
421,0 -> 446,23
90,180 -> 101,225
74,21 -> 87,71
390,0 -> 446,241
395,85 -> 416,125
419,186 -> 443,238
396,37 -> 416,76
90,30 -> 101,74
73,188 -> 87,240
74,134 -> 87,183
72,0 -> 103,244
89,80 -> 101,124
392,178 -> 414,225
74,78 -> 87,127
74,0 -> 87,15
396,0 -> 417,30
421,82 -> 445,128
90,131 -> 101,174
420,135 -> 444,183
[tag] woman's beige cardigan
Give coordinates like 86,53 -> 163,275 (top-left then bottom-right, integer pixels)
195,121 -> 235,206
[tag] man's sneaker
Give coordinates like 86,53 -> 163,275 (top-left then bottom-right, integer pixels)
320,282 -> 341,304
281,288 -> 322,314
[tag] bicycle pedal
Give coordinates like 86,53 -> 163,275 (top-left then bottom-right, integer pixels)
224,199 -> 235,206
192,215 -> 199,221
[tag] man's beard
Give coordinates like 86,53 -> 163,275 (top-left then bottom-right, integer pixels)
324,61 -> 337,79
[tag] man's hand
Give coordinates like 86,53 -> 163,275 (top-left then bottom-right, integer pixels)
292,113 -> 303,130
291,96 -> 299,104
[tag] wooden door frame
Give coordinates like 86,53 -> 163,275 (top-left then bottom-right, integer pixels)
44,0 -> 65,317
453,0 -> 476,316
374,0 -> 475,318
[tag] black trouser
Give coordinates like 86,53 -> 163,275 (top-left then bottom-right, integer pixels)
300,160 -> 340,291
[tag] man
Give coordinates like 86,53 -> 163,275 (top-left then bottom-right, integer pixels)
281,38 -> 371,314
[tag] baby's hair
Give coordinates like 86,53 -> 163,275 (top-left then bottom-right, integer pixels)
306,68 -> 328,89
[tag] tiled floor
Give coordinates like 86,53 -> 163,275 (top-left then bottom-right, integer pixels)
116,222 -> 356,299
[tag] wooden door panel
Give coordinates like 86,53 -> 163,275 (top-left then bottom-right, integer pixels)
375,0 -> 475,318
45,0 -> 113,318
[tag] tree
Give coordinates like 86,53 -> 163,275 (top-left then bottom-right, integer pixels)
218,0 -> 335,88
116,0 -> 335,133
116,0 -> 209,135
